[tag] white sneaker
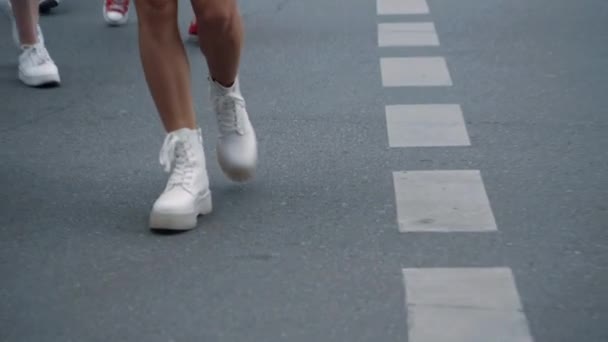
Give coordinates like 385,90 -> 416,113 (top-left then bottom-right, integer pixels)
103,0 -> 129,26
150,128 -> 212,231
39,0 -> 60,13
210,77 -> 258,182
18,43 -> 60,87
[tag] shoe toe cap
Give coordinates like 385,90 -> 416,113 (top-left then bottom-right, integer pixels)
106,11 -> 125,23
218,135 -> 258,169
152,188 -> 196,214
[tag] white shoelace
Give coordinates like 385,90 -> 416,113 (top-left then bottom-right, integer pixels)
215,95 -> 246,135
106,0 -> 127,12
159,133 -> 194,189
23,44 -> 52,66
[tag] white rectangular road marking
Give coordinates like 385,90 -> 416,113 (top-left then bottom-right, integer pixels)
380,57 -> 452,87
392,170 -> 497,232
377,0 -> 429,15
385,104 -> 470,147
403,268 -> 534,342
378,22 -> 439,47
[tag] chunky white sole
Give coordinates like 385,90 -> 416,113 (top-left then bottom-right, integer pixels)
149,190 -> 212,231
217,152 -> 256,183
19,70 -> 60,87
217,137 -> 258,183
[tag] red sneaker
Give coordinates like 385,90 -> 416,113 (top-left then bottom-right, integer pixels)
103,0 -> 130,26
188,19 -> 198,42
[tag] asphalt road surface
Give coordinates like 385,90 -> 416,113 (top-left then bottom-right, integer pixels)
1,0 -> 607,341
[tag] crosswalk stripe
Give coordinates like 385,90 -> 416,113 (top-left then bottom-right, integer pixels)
385,104 -> 470,147
377,0 -> 429,15
378,22 -> 440,47
380,57 -> 452,87
403,268 -> 534,342
392,170 -> 497,232
373,2 -> 528,340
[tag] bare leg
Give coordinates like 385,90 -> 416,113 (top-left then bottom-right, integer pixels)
190,0 -> 257,182
10,0 -> 38,45
134,0 -> 197,132
191,0 -> 243,86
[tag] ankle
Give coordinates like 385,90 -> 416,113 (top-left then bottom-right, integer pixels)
165,123 -> 198,133
20,42 -> 40,49
211,77 -> 235,89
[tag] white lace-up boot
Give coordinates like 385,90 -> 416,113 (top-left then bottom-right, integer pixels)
150,128 -> 212,230
210,77 -> 258,182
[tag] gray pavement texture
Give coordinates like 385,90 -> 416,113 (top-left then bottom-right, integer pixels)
1,0 -> 607,341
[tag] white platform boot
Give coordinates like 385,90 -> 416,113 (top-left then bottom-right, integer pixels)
210,77 -> 258,182
149,128 -> 212,230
